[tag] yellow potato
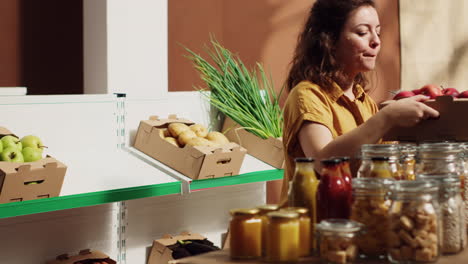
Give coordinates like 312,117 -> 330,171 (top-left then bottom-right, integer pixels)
158,129 -> 165,138
185,137 -> 217,147
164,137 -> 180,147
168,123 -> 190,138
206,131 -> 230,145
189,124 -> 208,137
177,130 -> 197,146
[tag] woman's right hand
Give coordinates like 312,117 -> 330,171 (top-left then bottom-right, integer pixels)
379,95 -> 439,127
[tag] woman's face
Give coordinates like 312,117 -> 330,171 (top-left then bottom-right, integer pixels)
335,5 -> 381,78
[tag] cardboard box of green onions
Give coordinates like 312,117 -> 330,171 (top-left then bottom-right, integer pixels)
184,37 -> 285,169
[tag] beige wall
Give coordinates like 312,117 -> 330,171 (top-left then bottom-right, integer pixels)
169,0 -> 400,104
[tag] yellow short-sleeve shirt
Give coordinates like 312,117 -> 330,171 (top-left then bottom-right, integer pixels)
280,81 -> 379,200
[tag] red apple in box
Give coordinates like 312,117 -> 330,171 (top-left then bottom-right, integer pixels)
411,88 -> 422,95
419,84 -> 443,99
459,90 -> 468,98
442,87 -> 460,97
393,91 -> 415,100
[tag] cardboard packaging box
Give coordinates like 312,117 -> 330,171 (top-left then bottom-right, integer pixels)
148,232 -> 208,264
47,249 -> 116,264
383,96 -> 468,142
134,115 -> 247,180
0,127 -> 67,204
222,117 -> 284,169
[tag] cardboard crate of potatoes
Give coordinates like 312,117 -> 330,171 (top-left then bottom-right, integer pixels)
134,115 -> 247,180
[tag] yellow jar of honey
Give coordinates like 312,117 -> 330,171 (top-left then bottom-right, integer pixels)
280,207 -> 311,257
229,208 -> 262,259
265,211 -> 300,262
257,204 -> 279,257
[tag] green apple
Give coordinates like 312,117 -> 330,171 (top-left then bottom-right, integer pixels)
22,147 -> 43,162
1,135 -> 22,150
20,135 -> 45,152
0,140 -> 3,153
1,147 -> 24,162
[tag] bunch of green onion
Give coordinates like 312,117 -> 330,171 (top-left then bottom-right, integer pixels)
183,37 -> 283,139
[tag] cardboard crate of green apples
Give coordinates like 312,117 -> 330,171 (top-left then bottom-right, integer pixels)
0,127 -> 67,204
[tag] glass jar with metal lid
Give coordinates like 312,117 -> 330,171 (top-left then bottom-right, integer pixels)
416,174 -> 466,254
256,204 -> 279,257
265,211 -> 300,262
229,208 -> 262,259
358,144 -> 403,180
350,178 -> 394,259
415,142 -> 464,176
280,207 -> 312,257
316,219 -> 364,264
387,180 -> 441,263
399,143 -> 417,180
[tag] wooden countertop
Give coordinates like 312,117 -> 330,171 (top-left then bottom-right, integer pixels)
170,248 -> 468,264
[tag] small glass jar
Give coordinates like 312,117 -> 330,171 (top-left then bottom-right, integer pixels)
257,204 -> 279,257
416,175 -> 466,254
399,143 -> 417,180
265,211 -> 300,263
350,178 -> 394,259
229,208 -> 262,259
358,144 -> 403,180
281,207 -> 312,257
387,180 -> 441,263
316,219 -> 363,264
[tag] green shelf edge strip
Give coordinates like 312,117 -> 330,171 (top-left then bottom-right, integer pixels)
0,181 -> 181,219
0,169 -> 284,219
190,169 -> 284,190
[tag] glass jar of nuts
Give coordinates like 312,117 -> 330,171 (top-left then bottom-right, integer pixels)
316,219 -> 364,264
350,178 -> 394,260
387,180 -> 441,263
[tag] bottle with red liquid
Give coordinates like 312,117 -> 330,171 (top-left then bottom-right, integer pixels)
337,156 -> 353,216
317,159 -> 351,222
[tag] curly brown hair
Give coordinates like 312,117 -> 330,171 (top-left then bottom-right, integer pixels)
286,0 -> 376,91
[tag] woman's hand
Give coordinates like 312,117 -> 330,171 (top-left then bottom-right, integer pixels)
379,95 -> 439,127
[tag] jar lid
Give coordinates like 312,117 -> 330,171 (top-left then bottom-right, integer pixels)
316,219 -> 364,233
370,156 -> 390,162
280,207 -> 309,216
267,211 -> 298,219
418,142 -> 462,152
416,174 -> 460,187
230,208 -> 259,216
321,158 -> 341,166
362,144 -> 400,153
352,177 -> 395,190
389,180 -> 439,194
256,204 -> 279,213
295,157 -> 314,163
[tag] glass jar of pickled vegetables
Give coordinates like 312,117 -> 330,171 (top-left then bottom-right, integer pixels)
350,178 -> 394,259
265,211 -> 300,262
399,143 -> 417,180
387,180 -> 441,263
358,144 -> 403,180
288,157 -> 319,227
416,174 -> 466,254
316,219 -> 364,264
257,204 -> 279,257
229,208 -> 262,259
281,207 -> 311,257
